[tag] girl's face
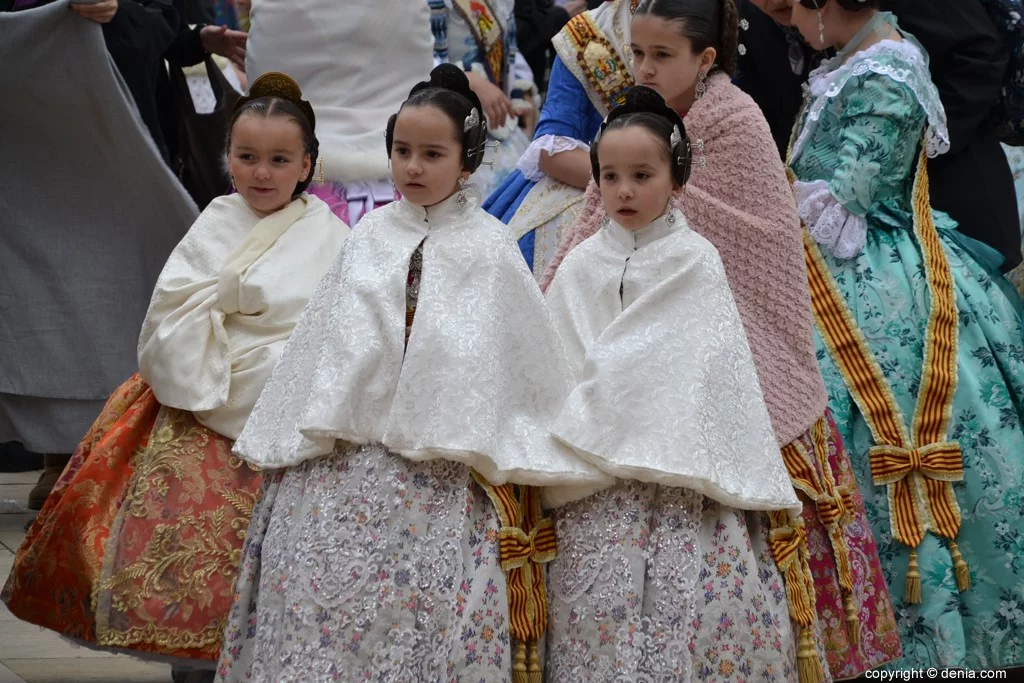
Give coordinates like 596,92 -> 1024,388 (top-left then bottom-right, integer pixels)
751,0 -> 794,25
228,113 -> 311,215
631,14 -> 716,115
390,105 -> 469,208
596,126 -> 675,232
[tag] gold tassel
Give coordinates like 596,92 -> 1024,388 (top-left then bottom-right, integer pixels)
842,592 -> 861,648
905,548 -> 922,604
949,540 -> 971,592
797,626 -> 825,683
512,640 -> 528,683
527,641 -> 542,683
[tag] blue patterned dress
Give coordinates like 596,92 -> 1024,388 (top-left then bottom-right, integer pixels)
789,13 -> 1024,670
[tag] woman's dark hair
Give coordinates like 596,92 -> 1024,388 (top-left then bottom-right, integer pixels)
798,0 -> 880,9
634,0 -> 740,76
590,86 -> 692,187
227,72 -> 319,197
385,64 -> 489,173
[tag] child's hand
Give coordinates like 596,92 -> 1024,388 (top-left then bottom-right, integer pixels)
466,70 -> 513,129
70,0 -> 118,24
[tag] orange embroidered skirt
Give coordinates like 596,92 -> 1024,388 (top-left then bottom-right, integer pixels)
1,374 -> 262,662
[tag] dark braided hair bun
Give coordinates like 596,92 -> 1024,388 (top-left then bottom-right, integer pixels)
591,85 -> 693,187
385,64 -> 489,173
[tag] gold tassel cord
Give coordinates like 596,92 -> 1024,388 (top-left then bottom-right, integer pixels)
842,593 -> 861,648
471,473 -> 555,683
527,641 -> 542,683
949,540 -> 971,592
768,511 -> 825,683
512,641 -> 528,683
797,627 -> 823,683
905,549 -> 922,605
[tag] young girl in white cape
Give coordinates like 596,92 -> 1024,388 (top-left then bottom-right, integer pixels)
215,64 -> 604,683
543,86 -> 803,682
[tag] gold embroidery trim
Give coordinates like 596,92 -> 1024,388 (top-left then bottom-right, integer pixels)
560,11 -> 634,112
451,0 -> 506,90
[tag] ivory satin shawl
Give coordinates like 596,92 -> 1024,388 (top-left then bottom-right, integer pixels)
138,193 -> 350,440
544,210 -> 799,511
233,193 -> 607,489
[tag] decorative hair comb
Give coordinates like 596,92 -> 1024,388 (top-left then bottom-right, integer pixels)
465,107 -> 481,132
670,125 -> 682,150
236,71 -> 316,130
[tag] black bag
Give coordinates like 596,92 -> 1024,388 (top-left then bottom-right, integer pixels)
169,55 -> 240,209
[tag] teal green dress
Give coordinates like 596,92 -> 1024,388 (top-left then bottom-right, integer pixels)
790,13 -> 1024,670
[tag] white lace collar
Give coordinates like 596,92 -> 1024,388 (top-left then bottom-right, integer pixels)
791,28 -> 950,164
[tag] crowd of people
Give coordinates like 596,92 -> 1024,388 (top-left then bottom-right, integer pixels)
1,0 -> 1023,681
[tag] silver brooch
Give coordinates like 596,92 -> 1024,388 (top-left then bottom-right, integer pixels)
740,18 -> 749,31
665,210 -> 676,226
738,44 -> 747,56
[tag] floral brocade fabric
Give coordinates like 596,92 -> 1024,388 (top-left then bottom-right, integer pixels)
215,443 -> 511,683
2,374 -> 262,662
546,481 -> 800,683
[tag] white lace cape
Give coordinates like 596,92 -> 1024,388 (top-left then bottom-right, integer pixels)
543,209 -> 801,511
233,191 -> 606,489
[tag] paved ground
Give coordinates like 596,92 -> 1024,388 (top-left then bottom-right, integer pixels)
0,471 -> 170,683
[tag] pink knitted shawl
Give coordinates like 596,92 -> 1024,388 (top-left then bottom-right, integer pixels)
541,73 -> 827,446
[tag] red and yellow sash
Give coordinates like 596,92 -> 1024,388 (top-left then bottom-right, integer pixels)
451,0 -> 506,90
781,418 -> 860,645
472,473 -> 556,683
768,509 -> 825,683
795,147 -> 968,604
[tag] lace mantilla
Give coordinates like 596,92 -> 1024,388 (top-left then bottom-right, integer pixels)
792,39 -> 950,163
517,134 -> 591,181
793,179 -> 868,259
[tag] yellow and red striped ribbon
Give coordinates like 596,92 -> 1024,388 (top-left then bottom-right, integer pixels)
797,147 -> 968,603
471,472 -> 555,683
781,419 -> 860,645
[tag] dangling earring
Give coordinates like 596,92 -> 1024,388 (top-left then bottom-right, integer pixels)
695,71 -> 708,101
315,158 -> 326,185
818,11 -> 825,46
456,176 -> 468,208
229,176 -> 235,192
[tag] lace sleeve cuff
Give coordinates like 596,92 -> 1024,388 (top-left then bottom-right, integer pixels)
793,179 -> 868,259
517,134 -> 590,182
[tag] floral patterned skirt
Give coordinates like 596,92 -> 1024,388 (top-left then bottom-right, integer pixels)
215,442 -> 511,683
785,413 -> 902,679
1,373 -> 262,663
546,480 -> 798,682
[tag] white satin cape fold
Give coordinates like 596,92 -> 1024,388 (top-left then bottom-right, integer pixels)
138,193 -> 351,440
543,210 -> 800,512
232,192 -> 608,489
